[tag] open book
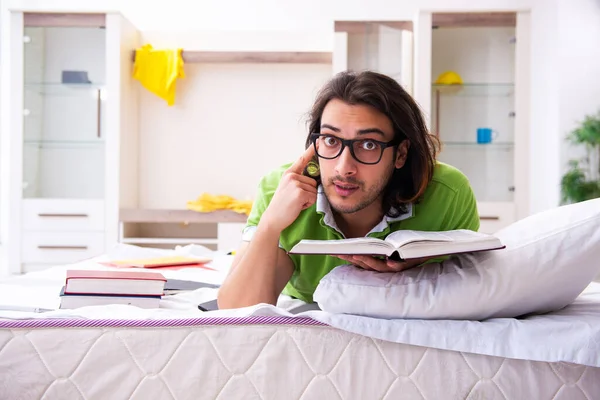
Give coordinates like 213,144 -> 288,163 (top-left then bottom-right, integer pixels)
288,229 -> 505,260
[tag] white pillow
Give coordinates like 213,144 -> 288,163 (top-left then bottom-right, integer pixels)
313,198 -> 600,320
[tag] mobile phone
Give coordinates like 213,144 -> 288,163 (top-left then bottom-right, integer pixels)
303,156 -> 321,185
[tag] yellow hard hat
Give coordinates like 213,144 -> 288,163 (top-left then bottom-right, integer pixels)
435,71 -> 463,85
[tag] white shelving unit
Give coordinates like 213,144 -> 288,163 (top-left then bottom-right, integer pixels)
414,11 -> 531,233
331,13 -> 531,234
118,209 -> 247,252
1,10 -> 141,274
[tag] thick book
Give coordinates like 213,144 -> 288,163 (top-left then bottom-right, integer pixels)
288,229 -> 505,260
65,270 -> 166,296
59,287 -> 161,309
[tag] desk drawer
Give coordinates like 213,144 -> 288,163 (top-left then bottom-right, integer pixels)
22,199 -> 104,231
477,202 -> 516,234
22,231 -> 105,264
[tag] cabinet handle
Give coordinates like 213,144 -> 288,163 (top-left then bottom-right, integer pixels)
38,213 -> 89,218
97,89 -> 101,138
37,245 -> 88,250
480,216 -> 500,221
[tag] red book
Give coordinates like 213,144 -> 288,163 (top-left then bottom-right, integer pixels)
65,270 -> 166,296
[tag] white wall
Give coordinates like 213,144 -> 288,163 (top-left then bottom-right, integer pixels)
2,0 -> 534,31
136,26 -> 411,208
557,0 -> 600,180
528,0 -> 561,211
138,62 -> 331,207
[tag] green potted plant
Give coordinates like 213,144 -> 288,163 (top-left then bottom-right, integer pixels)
560,111 -> 600,204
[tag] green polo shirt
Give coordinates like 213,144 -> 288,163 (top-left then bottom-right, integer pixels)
243,161 -> 480,303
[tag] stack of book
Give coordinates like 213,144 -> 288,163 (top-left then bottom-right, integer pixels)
59,270 -> 167,309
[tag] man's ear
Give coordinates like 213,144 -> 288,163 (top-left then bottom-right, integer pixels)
395,140 -> 410,169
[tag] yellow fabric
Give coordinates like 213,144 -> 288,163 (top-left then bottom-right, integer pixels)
133,44 -> 185,106
187,193 -> 253,216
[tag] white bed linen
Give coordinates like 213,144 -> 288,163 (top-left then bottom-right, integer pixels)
1,244 -> 599,368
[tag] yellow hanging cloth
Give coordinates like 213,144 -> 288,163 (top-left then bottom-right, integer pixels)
133,44 -> 185,106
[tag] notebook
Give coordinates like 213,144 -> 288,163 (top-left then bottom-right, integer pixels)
59,287 -> 161,309
107,255 -> 212,269
164,279 -> 220,295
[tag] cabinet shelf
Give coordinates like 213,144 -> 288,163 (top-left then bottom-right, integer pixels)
441,141 -> 514,150
432,83 -> 514,97
122,238 -> 219,245
131,50 -> 332,64
24,139 -> 105,148
25,82 -> 105,95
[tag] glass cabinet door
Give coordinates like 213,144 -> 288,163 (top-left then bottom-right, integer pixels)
430,18 -> 516,203
23,24 -> 106,199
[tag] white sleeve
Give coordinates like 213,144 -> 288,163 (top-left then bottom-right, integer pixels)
241,225 -> 285,249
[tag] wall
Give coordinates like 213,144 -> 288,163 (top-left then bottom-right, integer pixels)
557,0 -> 600,183
140,1 -> 532,30
137,26 -> 413,208
138,62 -> 331,207
2,0 -> 534,30
528,0 -> 560,211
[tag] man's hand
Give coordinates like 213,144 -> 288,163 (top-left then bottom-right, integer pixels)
261,146 -> 318,233
335,254 -> 430,272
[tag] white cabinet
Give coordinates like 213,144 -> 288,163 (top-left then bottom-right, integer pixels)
0,11 -> 140,274
332,14 -> 531,233
118,209 -> 248,253
414,12 -> 531,233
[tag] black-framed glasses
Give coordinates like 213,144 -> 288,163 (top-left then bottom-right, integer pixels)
310,133 -> 400,165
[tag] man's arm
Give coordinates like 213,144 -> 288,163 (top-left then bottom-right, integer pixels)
217,146 -> 317,309
217,227 -> 295,309
336,177 -> 480,272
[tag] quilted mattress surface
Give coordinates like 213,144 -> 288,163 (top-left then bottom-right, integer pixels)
1,316 -> 599,400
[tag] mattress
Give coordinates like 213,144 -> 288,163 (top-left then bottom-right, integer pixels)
1,316 -> 599,400
2,244 -> 600,399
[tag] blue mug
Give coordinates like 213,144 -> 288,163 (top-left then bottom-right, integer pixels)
477,128 -> 499,144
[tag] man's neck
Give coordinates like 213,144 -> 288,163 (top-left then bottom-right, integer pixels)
333,202 -> 385,238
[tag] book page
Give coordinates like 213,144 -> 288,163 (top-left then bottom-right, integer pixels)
289,236 -> 393,256
385,229 -> 492,249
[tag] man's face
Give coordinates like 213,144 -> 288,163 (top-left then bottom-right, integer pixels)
317,99 -> 409,215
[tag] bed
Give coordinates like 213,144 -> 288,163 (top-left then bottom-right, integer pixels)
1,245 -> 599,400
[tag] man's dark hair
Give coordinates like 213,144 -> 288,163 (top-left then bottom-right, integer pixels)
305,70 -> 440,217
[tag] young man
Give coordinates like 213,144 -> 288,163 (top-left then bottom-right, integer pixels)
218,71 -> 479,309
